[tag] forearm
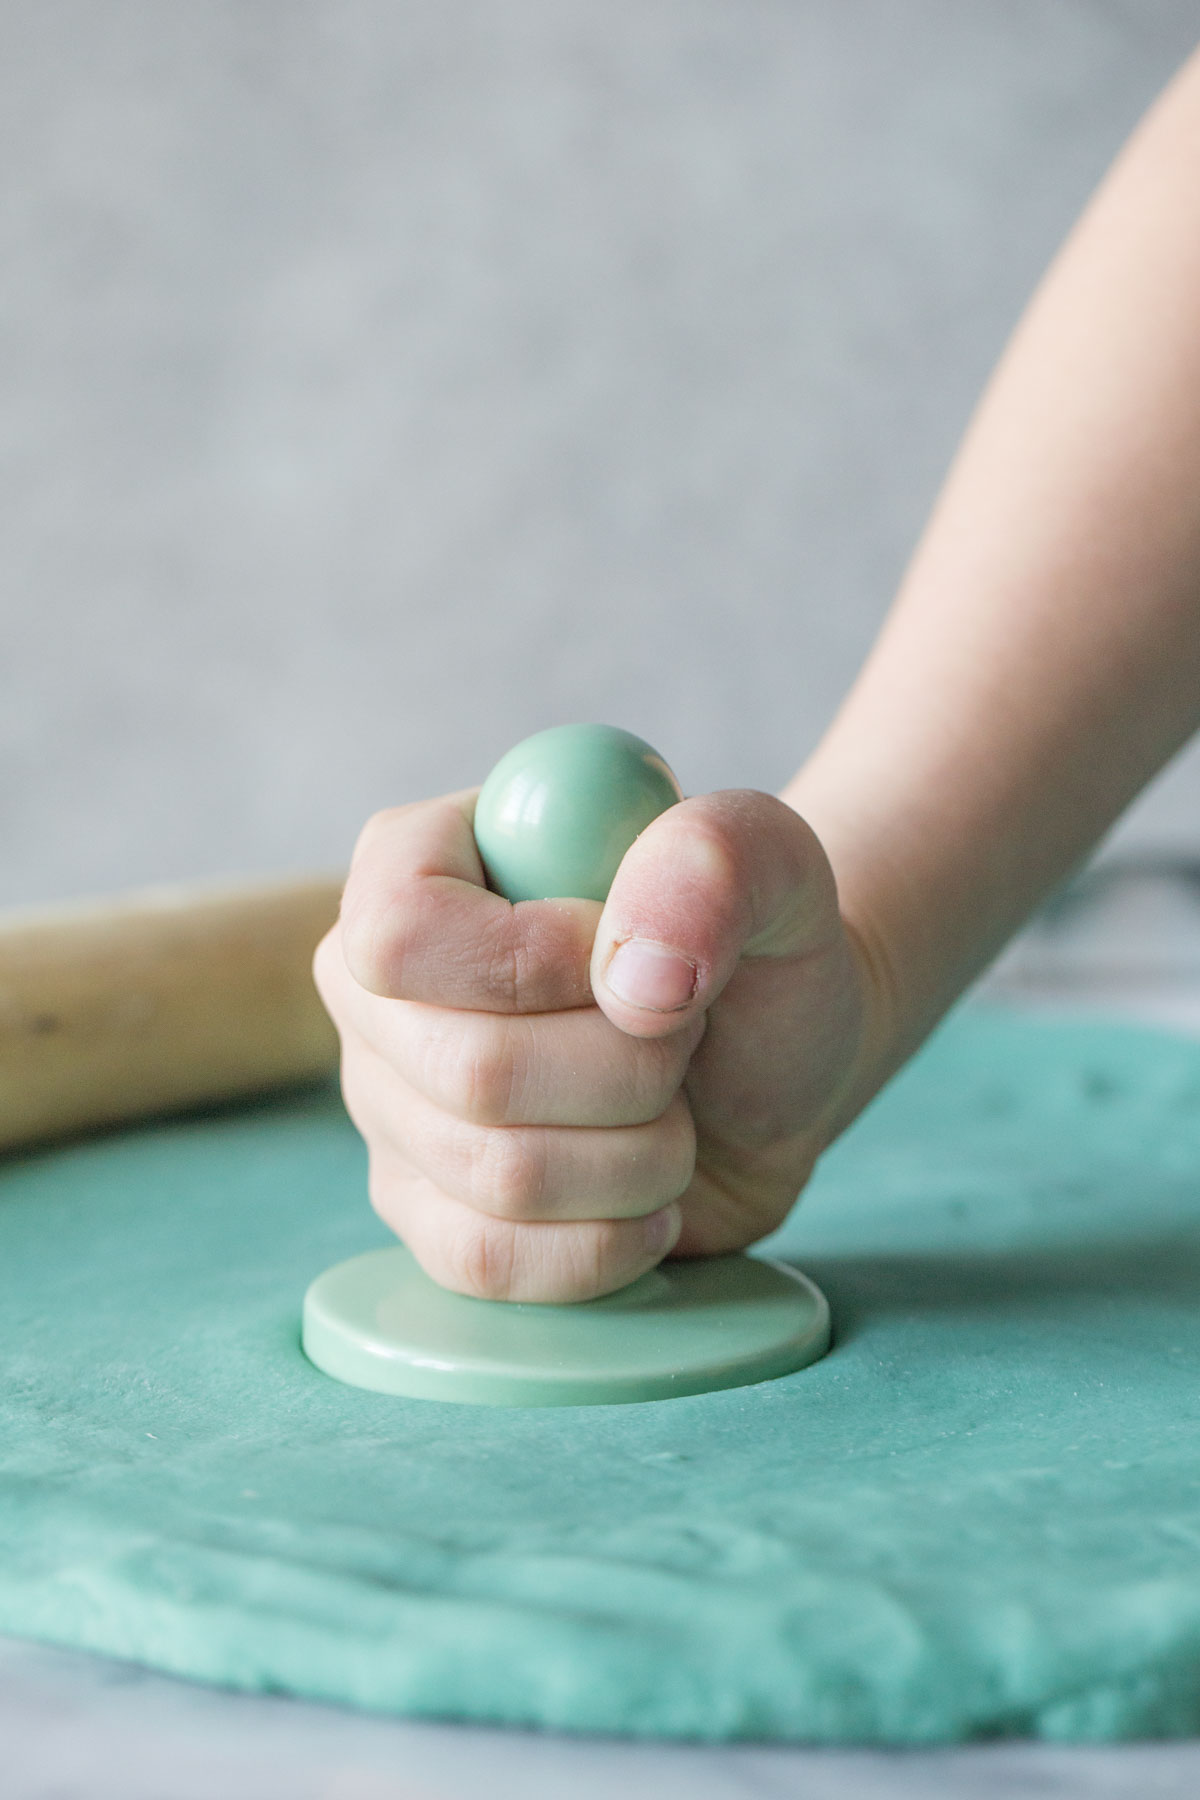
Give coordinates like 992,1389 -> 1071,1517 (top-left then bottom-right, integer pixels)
784,47 -> 1200,1124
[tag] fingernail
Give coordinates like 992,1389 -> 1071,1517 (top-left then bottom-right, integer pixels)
644,1204 -> 681,1256
605,940 -> 697,1012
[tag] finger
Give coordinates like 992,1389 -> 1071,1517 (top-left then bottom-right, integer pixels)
366,1149 -> 683,1303
340,1038 -> 697,1223
590,790 -> 845,1040
337,793 -> 601,1014
317,931 -> 705,1127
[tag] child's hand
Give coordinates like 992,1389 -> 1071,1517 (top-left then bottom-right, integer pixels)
314,788 -> 875,1303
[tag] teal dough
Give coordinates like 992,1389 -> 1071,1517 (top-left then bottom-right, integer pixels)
4,1009 -> 1200,1743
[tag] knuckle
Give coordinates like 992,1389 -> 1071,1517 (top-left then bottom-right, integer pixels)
455,1044 -> 514,1125
335,1043 -> 374,1138
364,1152 -> 406,1236
657,1094 -> 698,1198
469,1125 -> 547,1221
477,913 -> 564,1012
574,1221 -> 616,1296
639,1029 -> 699,1118
565,1219 -> 637,1303
437,1021 -> 524,1126
616,1042 -> 667,1124
479,916 -> 522,1011
339,812 -> 409,989
337,891 -> 390,994
311,927 -> 344,1015
349,805 -> 412,866
338,1066 -> 368,1139
340,877 -> 421,998
445,1213 -> 518,1301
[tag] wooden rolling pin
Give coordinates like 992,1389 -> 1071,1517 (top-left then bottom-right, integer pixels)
0,876 -> 343,1152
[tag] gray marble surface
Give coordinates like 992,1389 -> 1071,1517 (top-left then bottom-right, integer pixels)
7,862 -> 1200,1797
6,1631 -> 1200,1800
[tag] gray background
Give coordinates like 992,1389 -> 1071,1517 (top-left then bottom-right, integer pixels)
4,0 -> 1200,910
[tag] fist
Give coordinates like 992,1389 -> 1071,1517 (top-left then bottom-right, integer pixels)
314,788 -> 870,1304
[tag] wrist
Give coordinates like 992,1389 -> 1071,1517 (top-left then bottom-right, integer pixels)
777,769 -> 926,1144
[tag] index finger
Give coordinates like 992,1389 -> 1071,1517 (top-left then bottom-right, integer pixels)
337,791 -> 602,1014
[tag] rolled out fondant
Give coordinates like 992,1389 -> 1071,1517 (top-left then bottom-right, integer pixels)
2,1010 -> 1200,1742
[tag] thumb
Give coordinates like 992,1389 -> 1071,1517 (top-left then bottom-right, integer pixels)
591,790 -> 844,1040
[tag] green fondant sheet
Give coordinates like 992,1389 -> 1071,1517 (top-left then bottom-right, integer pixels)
4,1009 -> 1200,1743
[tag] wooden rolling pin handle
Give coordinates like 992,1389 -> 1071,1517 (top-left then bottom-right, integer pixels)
0,877 -> 343,1152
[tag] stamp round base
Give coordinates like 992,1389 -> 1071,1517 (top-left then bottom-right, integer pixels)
302,1245 -> 832,1406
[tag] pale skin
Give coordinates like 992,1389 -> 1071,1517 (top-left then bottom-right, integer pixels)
315,46 -> 1200,1304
